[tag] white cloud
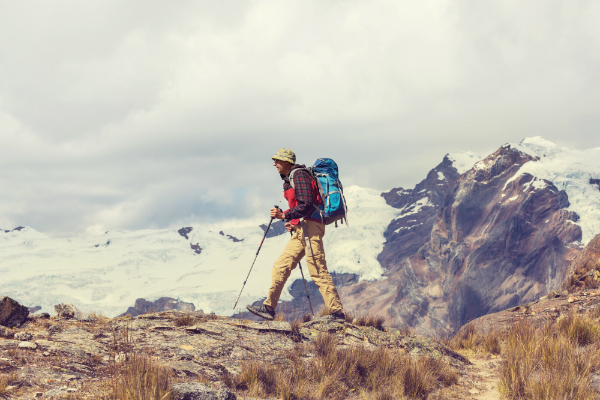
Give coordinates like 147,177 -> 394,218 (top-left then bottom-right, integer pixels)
1,0 -> 599,235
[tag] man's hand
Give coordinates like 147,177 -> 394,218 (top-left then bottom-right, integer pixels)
285,222 -> 293,232
270,208 -> 285,220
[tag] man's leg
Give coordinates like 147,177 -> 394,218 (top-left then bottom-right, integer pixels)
301,220 -> 343,313
263,228 -> 305,310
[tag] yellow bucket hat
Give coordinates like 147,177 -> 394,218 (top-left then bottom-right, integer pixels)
272,148 -> 296,164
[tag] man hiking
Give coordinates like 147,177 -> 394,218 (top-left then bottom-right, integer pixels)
246,148 -> 345,321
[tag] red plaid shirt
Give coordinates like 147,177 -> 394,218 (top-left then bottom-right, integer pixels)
281,164 -> 316,222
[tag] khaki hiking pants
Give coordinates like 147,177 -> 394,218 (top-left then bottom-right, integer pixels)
264,220 -> 343,313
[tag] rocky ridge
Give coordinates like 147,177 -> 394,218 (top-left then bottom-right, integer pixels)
0,297 -> 496,400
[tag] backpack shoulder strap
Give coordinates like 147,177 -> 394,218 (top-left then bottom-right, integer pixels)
288,167 -> 309,189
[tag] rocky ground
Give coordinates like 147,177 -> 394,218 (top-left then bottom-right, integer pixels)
0,305 -> 508,400
459,287 -> 600,336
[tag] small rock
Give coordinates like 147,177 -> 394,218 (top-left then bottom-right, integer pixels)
562,290 -> 569,296
0,296 -> 30,327
548,290 -> 560,299
0,326 -> 15,338
67,388 -> 78,393
15,331 -> 33,341
31,312 -> 50,319
34,392 -> 43,398
54,303 -> 78,319
18,341 -> 37,350
568,296 -> 576,303
74,311 -> 96,322
63,374 -> 77,381
43,351 -> 50,356
468,388 -> 480,395
172,382 -> 236,400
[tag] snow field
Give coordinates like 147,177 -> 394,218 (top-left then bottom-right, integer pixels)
0,186 -> 399,317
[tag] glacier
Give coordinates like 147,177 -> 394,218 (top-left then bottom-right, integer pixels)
0,186 -> 398,317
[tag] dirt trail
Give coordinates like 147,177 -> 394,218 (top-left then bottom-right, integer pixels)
468,356 -> 502,400
437,354 -> 502,399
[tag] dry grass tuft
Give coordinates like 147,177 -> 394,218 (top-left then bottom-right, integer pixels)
101,324 -> 173,400
0,375 -> 8,396
354,313 -> 386,331
448,323 -> 502,354
0,373 -> 18,396
225,332 -> 457,399
274,311 -> 286,322
103,353 -> 172,400
499,317 -> 600,400
290,318 -> 303,342
90,353 -> 104,364
344,311 -> 355,324
301,313 -> 312,323
174,315 -> 195,327
206,313 -> 219,321
557,313 -> 599,346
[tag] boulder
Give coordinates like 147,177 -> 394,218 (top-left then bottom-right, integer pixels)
54,303 -> 78,319
14,332 -> 32,341
171,382 -> 236,400
0,296 -> 29,327
0,325 -> 15,338
18,341 -> 37,350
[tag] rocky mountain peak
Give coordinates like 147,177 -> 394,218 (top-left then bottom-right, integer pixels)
342,141 -> 584,335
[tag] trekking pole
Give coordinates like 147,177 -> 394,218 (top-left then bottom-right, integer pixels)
275,206 -> 315,317
233,205 -> 279,310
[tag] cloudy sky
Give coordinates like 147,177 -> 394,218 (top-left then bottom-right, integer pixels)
1,1 -> 599,236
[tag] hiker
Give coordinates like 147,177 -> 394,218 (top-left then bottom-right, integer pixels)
246,148 -> 345,321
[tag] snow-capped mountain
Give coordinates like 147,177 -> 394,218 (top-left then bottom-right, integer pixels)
1,137 -> 599,335
344,137 -> 600,335
0,186 -> 398,317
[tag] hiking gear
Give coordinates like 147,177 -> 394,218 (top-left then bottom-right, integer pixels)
297,258 -> 315,316
246,304 -> 275,321
275,205 -> 315,316
327,310 -> 346,321
272,148 -> 296,164
233,206 -> 279,311
281,165 -> 323,225
289,158 -> 348,226
263,219 -> 343,314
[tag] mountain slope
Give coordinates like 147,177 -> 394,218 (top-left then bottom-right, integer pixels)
340,137 -> 599,335
2,137 -> 599,336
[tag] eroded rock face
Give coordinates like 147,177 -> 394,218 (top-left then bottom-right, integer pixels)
0,296 -> 29,327
379,155 -> 461,270
341,144 -> 582,335
561,233 -> 600,292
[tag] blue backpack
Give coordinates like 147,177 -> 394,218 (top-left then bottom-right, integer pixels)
289,158 -> 349,227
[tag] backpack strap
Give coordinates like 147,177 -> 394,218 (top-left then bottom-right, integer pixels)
289,168 -> 325,224
300,219 -> 313,257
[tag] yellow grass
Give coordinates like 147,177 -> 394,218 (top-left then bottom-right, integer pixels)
225,332 -> 458,399
101,324 -> 173,400
499,316 -> 600,400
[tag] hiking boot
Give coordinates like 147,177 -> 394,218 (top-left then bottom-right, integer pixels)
246,304 -> 275,321
327,310 -> 346,321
